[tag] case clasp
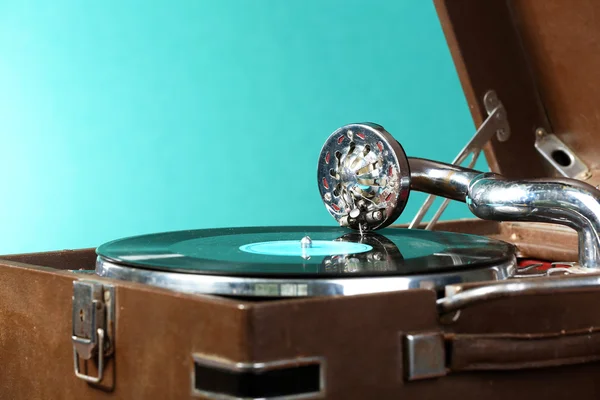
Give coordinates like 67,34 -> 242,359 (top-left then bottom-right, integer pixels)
72,280 -> 115,384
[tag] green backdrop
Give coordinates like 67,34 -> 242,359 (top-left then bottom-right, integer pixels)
0,0 -> 486,254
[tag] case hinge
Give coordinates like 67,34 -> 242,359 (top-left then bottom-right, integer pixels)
534,128 -> 591,180
72,280 -> 115,384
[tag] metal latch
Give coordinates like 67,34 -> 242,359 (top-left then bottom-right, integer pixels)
72,280 -> 115,383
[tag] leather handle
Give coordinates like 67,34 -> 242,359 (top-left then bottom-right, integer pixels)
447,331 -> 600,371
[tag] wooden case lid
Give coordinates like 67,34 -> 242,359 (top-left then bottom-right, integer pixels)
434,0 -> 600,184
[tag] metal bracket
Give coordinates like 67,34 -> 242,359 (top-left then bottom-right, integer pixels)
72,280 -> 115,384
404,332 -> 447,381
409,90 -> 510,229
534,128 -> 591,180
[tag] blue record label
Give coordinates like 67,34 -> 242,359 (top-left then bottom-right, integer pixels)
239,240 -> 373,257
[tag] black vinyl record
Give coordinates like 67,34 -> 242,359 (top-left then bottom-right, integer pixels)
96,226 -> 515,278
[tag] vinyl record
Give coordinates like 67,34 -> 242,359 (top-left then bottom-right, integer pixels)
96,226 -> 514,278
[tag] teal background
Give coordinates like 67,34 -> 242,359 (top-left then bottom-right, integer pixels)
0,0 -> 486,254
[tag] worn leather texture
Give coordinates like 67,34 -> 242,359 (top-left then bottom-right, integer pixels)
398,219 -> 579,262
434,0 -> 600,186
448,331 -> 600,371
433,0 -> 553,179
510,0 -> 600,178
0,259 -> 251,399
2,249 -> 600,399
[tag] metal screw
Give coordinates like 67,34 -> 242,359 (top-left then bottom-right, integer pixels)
536,128 -> 547,138
580,171 -> 592,181
483,90 -> 499,111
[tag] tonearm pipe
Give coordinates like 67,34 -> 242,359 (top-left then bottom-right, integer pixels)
409,157 -> 600,269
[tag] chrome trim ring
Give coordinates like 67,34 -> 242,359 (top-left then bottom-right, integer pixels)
96,256 -> 516,298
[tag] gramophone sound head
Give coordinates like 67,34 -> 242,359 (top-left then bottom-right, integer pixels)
317,123 -> 411,231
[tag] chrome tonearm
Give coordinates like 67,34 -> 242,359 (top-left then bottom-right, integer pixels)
409,158 -> 600,268
317,123 -> 600,269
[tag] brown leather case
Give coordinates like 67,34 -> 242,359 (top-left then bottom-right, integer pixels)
3,1 -> 600,399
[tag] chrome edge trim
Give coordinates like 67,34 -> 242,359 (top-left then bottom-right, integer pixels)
438,273 -> 600,313
96,256 -> 516,298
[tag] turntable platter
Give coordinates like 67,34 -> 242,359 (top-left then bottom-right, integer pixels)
95,226 -> 516,297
